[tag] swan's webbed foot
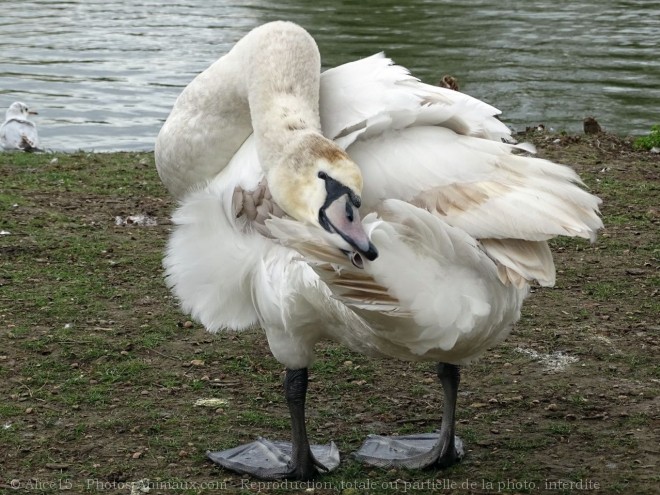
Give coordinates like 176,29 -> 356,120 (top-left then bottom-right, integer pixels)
207,437 -> 339,480
353,432 -> 464,469
354,362 -> 464,471
208,368 -> 340,480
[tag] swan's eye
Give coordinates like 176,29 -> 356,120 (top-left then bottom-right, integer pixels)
318,171 -> 327,180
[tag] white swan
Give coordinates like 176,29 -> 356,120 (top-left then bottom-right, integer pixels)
156,21 -> 602,480
0,102 -> 40,152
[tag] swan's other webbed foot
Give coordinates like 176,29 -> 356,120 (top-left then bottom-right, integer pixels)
353,432 -> 464,469
207,438 -> 339,480
207,368 -> 340,480
353,362 -> 464,470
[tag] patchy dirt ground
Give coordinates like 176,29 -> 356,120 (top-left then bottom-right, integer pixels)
0,133 -> 658,495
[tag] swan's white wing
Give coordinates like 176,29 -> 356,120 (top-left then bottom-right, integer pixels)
319,55 -> 601,241
349,126 -> 602,242
349,128 -> 601,285
319,55 -> 602,286
0,119 -> 39,151
320,53 -> 512,147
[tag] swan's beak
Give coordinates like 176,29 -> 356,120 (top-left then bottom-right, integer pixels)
28,110 -> 38,115
319,193 -> 378,263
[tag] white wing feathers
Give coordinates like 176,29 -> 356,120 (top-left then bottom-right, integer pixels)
354,127 -> 601,240
317,54 -> 602,287
267,201 -> 527,358
481,239 -> 556,287
320,53 -> 511,148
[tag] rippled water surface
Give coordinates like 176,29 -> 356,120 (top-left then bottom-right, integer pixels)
1,0 -> 658,151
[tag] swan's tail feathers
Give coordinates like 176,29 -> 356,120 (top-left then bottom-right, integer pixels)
513,141 -> 537,154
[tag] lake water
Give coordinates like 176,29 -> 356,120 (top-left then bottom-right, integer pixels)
1,0 -> 658,152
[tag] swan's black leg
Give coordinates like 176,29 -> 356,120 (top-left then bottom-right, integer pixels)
435,362 -> 462,467
206,367 -> 339,480
284,368 -> 324,479
353,361 -> 464,469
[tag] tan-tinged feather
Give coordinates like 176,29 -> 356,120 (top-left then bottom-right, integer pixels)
412,181 -> 511,217
481,239 -> 555,287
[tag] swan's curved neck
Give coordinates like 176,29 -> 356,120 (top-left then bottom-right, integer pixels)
242,22 -> 323,168
156,21 -> 324,197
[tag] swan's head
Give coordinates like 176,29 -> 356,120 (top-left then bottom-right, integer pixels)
266,134 -> 378,263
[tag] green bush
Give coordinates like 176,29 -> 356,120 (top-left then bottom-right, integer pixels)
633,124 -> 660,151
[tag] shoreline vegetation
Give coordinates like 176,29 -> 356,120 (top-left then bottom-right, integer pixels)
1,130 -> 658,494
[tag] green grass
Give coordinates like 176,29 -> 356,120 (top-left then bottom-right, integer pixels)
633,124 -> 660,150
